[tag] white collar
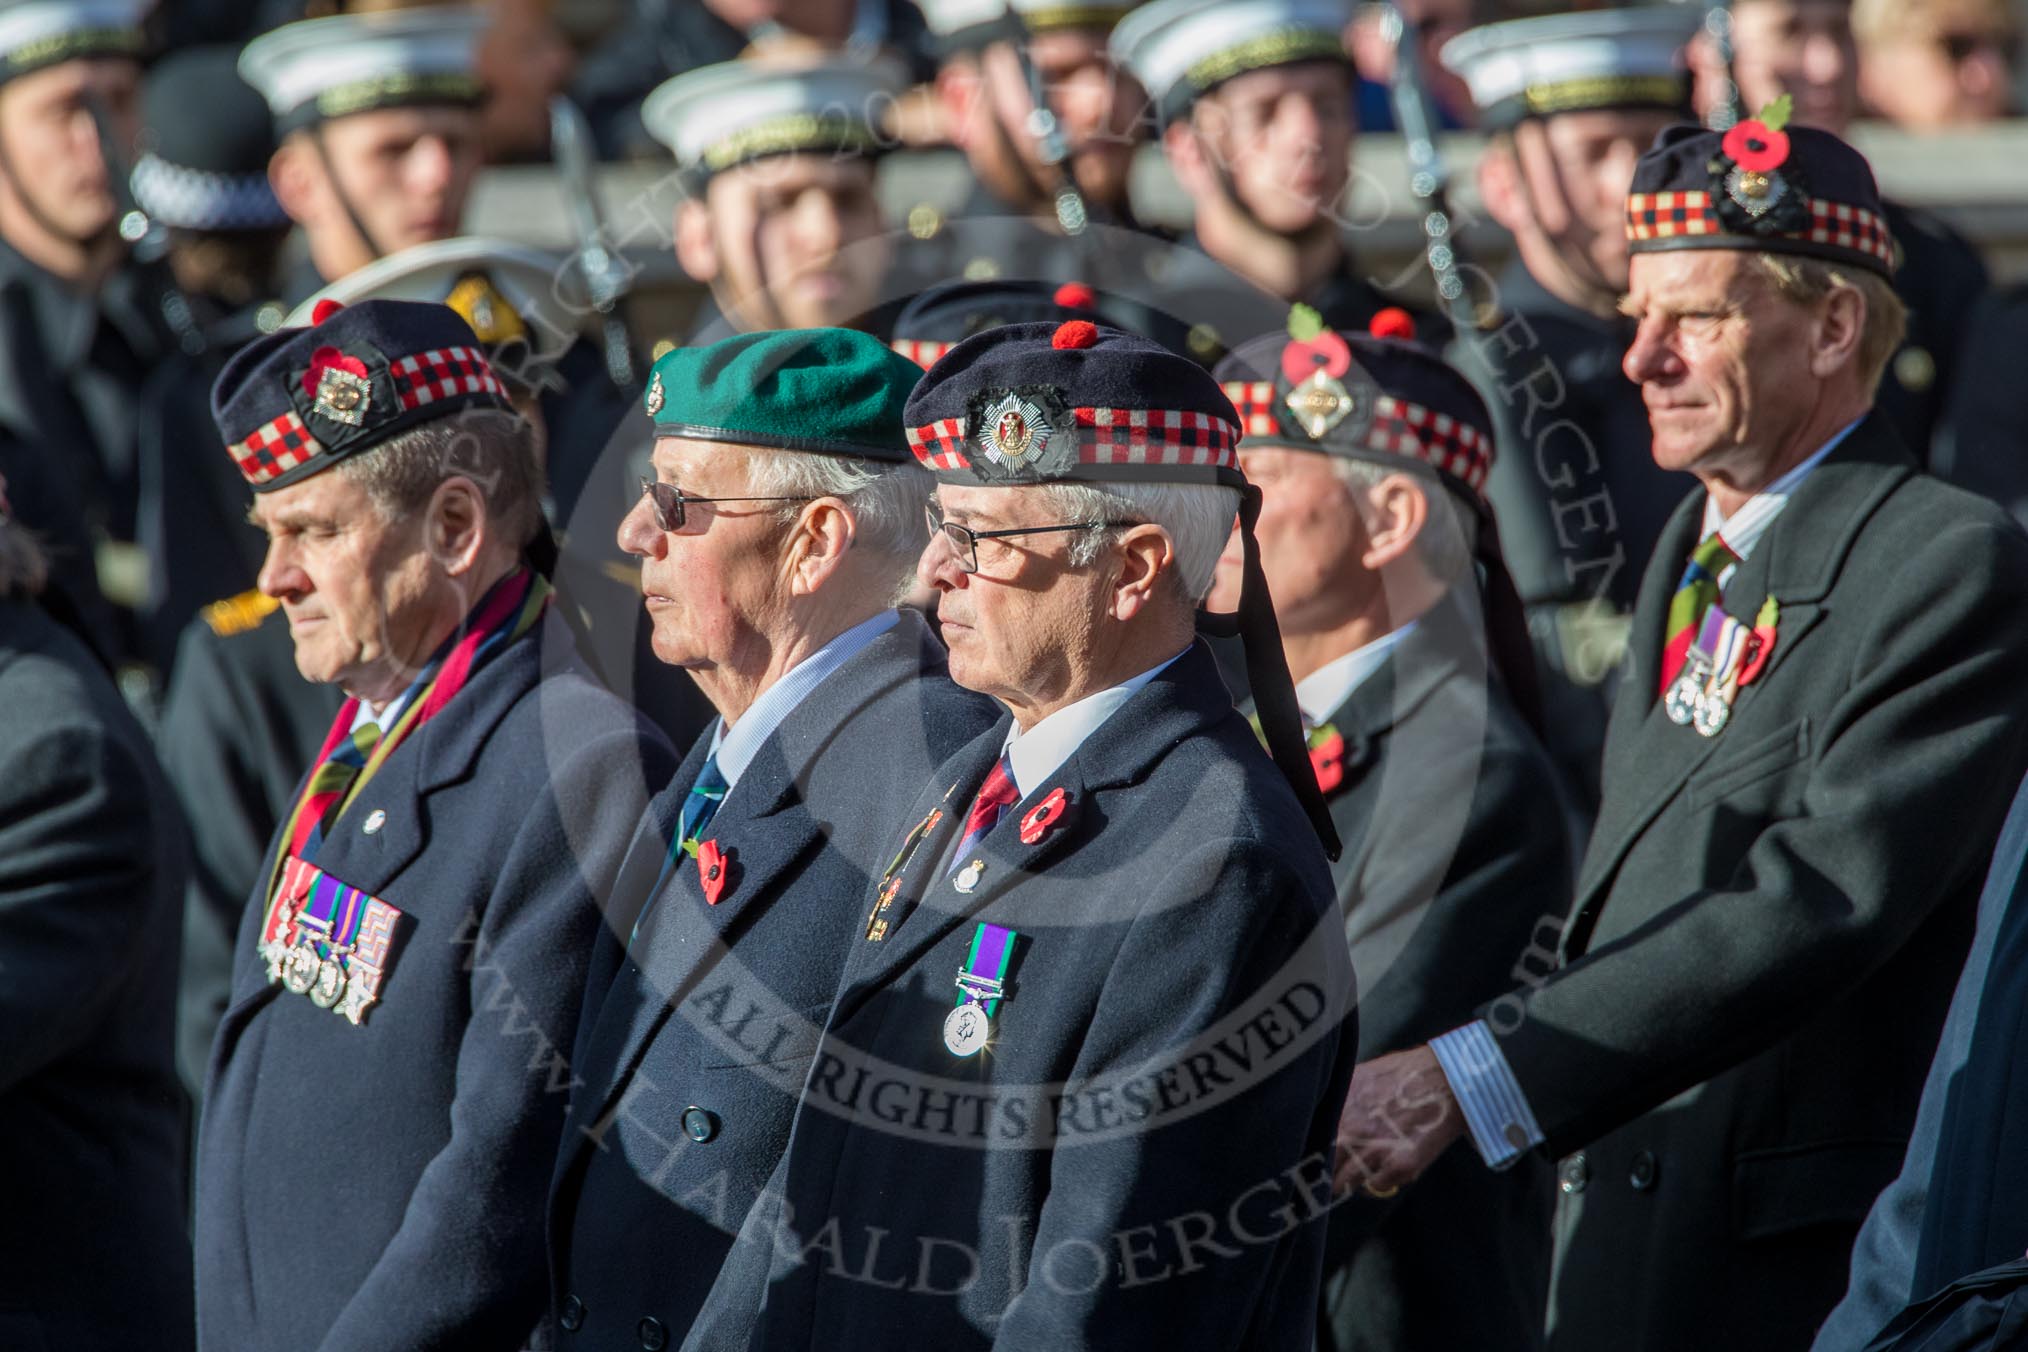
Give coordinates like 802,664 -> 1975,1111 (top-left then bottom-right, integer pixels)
350,688 -> 410,733
1294,621 -> 1419,727
1000,647 -> 1189,799
707,609 -> 900,790
1699,417 -> 1862,561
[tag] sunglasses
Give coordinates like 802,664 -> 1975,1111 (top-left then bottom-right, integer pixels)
636,476 -> 816,532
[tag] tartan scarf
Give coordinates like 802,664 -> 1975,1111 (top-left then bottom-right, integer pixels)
270,567 -> 552,886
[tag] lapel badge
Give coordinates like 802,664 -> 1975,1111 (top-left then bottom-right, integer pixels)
697,839 -> 730,905
954,859 -> 985,894
866,874 -> 903,941
305,346 -> 372,426
362,808 -> 386,835
1018,787 -> 1071,845
1736,596 -> 1780,688
1308,725 -> 1347,795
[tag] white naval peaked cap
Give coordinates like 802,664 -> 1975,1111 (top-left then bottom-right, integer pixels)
1110,0 -> 1352,125
283,236 -> 592,379
1439,7 -> 1700,130
0,0 -> 149,83
642,53 -> 905,186
238,6 -> 488,134
917,0 -> 1141,46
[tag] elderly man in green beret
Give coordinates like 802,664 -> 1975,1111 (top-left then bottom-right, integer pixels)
543,327 -> 999,1350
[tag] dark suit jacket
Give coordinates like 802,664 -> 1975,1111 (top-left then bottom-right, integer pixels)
0,599 -> 192,1352
546,610 -> 998,1347
1480,415 -> 2028,1351
731,642 -> 1355,1351
193,614 -> 676,1352
1311,597 -> 1572,1352
1814,767 -> 2028,1349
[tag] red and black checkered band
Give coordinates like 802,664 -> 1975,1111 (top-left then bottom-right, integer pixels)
1626,189 -> 1897,273
230,410 -> 327,486
1221,379 -> 1493,495
391,346 -> 508,410
891,338 -> 955,370
907,397 -> 1240,482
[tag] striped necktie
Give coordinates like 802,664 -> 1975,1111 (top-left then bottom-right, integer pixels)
679,754 -> 728,857
1659,532 -> 1741,695
292,720 -> 381,863
949,755 -> 1019,873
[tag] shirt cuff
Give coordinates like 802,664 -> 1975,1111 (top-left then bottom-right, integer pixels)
1430,1020 -> 1545,1170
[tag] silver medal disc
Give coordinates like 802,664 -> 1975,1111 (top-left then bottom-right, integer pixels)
1664,674 -> 1702,726
281,943 -> 319,995
1693,691 -> 1732,738
943,1002 -> 990,1057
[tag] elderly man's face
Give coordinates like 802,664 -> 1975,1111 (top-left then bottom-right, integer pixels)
1210,446 -> 1378,625
1190,61 -> 1354,235
0,56 -> 139,246
919,482 -> 1117,717
704,154 -> 888,330
1620,249 -> 1824,479
252,469 -> 438,695
617,438 -> 795,676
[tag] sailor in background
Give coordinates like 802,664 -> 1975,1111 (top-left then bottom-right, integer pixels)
644,53 -> 907,342
239,5 -> 488,303
1439,7 -> 1703,813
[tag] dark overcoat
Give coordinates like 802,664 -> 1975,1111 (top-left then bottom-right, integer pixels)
729,642 -> 1356,1351
546,609 -> 999,1349
0,599 -> 192,1352
1481,415 -> 2028,1351
193,613 -> 676,1352
1312,597 -> 1572,1352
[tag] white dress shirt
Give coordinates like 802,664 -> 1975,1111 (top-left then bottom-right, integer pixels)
704,608 -> 899,792
1433,418 -> 1859,1171
999,647 -> 1189,798
1294,622 -> 1419,728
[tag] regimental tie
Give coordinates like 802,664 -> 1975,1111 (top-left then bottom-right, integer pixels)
949,754 -> 1019,873
631,753 -> 730,949
291,719 -> 382,863
1658,532 -> 1741,696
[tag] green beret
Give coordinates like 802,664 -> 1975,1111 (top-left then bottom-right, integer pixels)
641,328 -> 924,462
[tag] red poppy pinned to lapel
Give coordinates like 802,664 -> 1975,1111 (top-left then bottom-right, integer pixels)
697,839 -> 730,905
1308,725 -> 1347,795
1737,597 -> 1780,688
1019,787 -> 1071,845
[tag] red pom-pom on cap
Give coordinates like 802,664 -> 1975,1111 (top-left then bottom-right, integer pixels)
310,298 -> 345,326
1052,319 -> 1099,350
1369,307 -> 1416,341
1053,281 -> 1096,310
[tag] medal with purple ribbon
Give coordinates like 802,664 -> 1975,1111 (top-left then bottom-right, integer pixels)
944,921 -> 1018,1057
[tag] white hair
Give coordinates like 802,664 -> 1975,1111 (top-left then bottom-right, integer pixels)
1332,458 -> 1477,584
744,448 -> 932,598
1038,480 -> 1240,604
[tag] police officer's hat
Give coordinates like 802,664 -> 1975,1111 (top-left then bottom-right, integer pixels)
1110,0 -> 1352,127
1627,102 -> 1897,279
1216,306 -> 1494,501
1440,8 -> 1699,131
919,0 -> 1143,55
239,7 -> 488,135
643,54 -> 904,193
212,298 -> 514,492
0,0 -> 147,84
133,44 -> 289,233
284,238 -> 592,394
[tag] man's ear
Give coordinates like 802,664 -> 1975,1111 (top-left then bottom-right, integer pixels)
428,475 -> 489,577
1162,117 -> 1212,198
268,136 -> 321,228
1810,282 -> 1869,379
1476,136 -> 1527,236
784,498 -> 857,598
1109,523 -> 1175,622
674,198 -> 718,285
1358,473 -> 1429,572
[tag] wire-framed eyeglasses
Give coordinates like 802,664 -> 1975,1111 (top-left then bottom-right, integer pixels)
637,476 -> 816,532
924,503 -> 1130,574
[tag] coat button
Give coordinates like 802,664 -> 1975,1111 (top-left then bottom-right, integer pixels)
682,1106 -> 717,1143
638,1315 -> 669,1350
1559,1153 -> 1589,1194
559,1295 -> 585,1332
1629,1150 -> 1659,1191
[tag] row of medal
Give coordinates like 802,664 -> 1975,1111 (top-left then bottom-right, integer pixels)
1664,598 -> 1778,738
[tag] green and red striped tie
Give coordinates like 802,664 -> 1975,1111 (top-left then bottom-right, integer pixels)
1659,532 -> 1740,695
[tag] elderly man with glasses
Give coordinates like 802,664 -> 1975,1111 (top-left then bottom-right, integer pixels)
719,318 -> 1356,1350
546,328 -> 997,1351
